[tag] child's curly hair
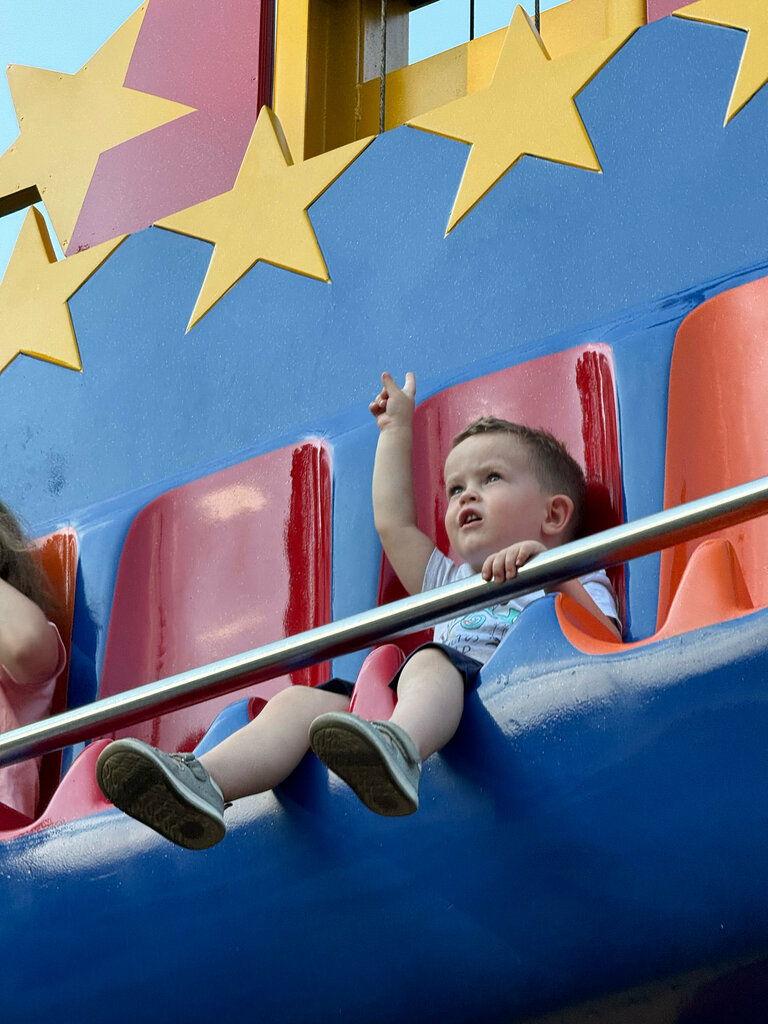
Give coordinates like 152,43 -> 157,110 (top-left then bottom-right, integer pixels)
0,500 -> 53,614
452,417 -> 587,538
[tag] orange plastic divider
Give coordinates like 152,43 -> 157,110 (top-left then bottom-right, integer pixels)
659,274 -> 768,621
560,273 -> 768,654
34,529 -> 78,814
558,538 -> 756,654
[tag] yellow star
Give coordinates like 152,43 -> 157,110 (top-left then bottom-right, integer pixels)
156,107 -> 373,331
676,0 -> 768,123
409,6 -> 633,234
0,4 -> 195,253
0,207 -> 125,374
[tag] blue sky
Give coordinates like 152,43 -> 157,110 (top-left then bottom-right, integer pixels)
411,0 -> 560,60
0,0 -> 559,277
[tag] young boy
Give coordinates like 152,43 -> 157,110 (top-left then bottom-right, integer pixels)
96,371 -> 620,849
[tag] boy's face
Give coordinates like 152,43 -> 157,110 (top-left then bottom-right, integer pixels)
443,432 -> 556,571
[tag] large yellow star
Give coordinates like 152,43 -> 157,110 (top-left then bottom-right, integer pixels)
676,0 -> 768,123
408,6 -> 634,234
0,207 -> 125,374
156,107 -> 373,331
0,4 -> 195,253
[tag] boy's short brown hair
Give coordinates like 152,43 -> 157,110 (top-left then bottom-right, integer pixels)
452,417 -> 587,538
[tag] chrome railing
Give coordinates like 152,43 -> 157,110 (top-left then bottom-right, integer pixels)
1,475 -> 768,768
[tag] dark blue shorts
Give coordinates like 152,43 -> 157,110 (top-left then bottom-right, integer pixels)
317,642 -> 483,698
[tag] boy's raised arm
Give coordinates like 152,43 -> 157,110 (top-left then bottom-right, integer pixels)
370,372 -> 436,595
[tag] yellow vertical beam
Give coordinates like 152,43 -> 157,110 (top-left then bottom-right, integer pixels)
275,0 -> 411,159
606,0 -> 647,35
273,0 -> 311,160
305,0 -> 363,158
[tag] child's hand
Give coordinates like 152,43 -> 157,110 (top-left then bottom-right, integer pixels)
481,541 -> 546,583
369,372 -> 416,431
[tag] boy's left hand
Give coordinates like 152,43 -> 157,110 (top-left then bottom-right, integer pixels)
481,541 -> 545,583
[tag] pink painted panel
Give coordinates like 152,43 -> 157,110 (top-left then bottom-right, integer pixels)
68,0 -> 274,252
124,0 -> 272,113
69,112 -> 255,248
99,441 -> 332,753
646,1 -> 686,23
377,347 -> 624,651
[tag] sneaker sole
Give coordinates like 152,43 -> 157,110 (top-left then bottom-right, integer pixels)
310,718 -> 418,817
96,742 -> 225,851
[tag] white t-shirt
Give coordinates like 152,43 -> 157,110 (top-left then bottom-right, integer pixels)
423,548 -> 620,665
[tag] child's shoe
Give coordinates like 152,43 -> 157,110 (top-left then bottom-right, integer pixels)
309,712 -> 422,816
96,738 -> 226,850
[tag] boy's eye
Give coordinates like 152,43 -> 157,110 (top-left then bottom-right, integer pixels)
448,484 -> 463,497
486,472 -> 501,483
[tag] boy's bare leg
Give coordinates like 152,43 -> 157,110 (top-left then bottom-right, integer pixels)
96,685 -> 350,849
308,648 -> 463,816
388,647 -> 464,760
200,686 -> 349,801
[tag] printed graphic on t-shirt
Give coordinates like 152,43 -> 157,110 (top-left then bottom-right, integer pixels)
436,603 -> 521,656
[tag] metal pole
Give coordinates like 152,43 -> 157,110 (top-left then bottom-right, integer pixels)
535,0 -> 540,33
1,476 -> 768,767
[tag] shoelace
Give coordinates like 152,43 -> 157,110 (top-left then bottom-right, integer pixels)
171,751 -> 208,782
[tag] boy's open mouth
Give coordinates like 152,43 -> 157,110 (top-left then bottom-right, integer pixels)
459,509 -> 482,527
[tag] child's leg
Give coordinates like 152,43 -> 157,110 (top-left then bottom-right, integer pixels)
309,647 -> 465,816
96,685 -> 349,849
200,686 -> 349,801
387,647 -> 464,760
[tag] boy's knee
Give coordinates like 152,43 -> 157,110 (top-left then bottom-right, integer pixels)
398,647 -> 464,691
406,647 -> 456,673
264,685 -> 314,717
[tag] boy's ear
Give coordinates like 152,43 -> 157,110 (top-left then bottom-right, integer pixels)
542,494 -> 574,539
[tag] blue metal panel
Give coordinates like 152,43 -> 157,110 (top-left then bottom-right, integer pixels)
2,598 -> 767,1021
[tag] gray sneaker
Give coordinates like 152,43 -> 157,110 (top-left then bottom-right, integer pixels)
309,713 -> 422,816
96,738 -> 226,850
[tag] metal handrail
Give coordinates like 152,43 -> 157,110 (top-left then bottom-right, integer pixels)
1,475 -> 768,768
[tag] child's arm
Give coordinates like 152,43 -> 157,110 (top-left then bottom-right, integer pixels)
482,540 -> 622,640
0,577 -> 60,685
370,372 -> 436,596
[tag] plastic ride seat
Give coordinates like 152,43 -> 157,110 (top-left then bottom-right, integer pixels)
558,273 -> 768,653
0,443 -> 333,839
97,441 -> 333,752
350,344 -> 625,711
